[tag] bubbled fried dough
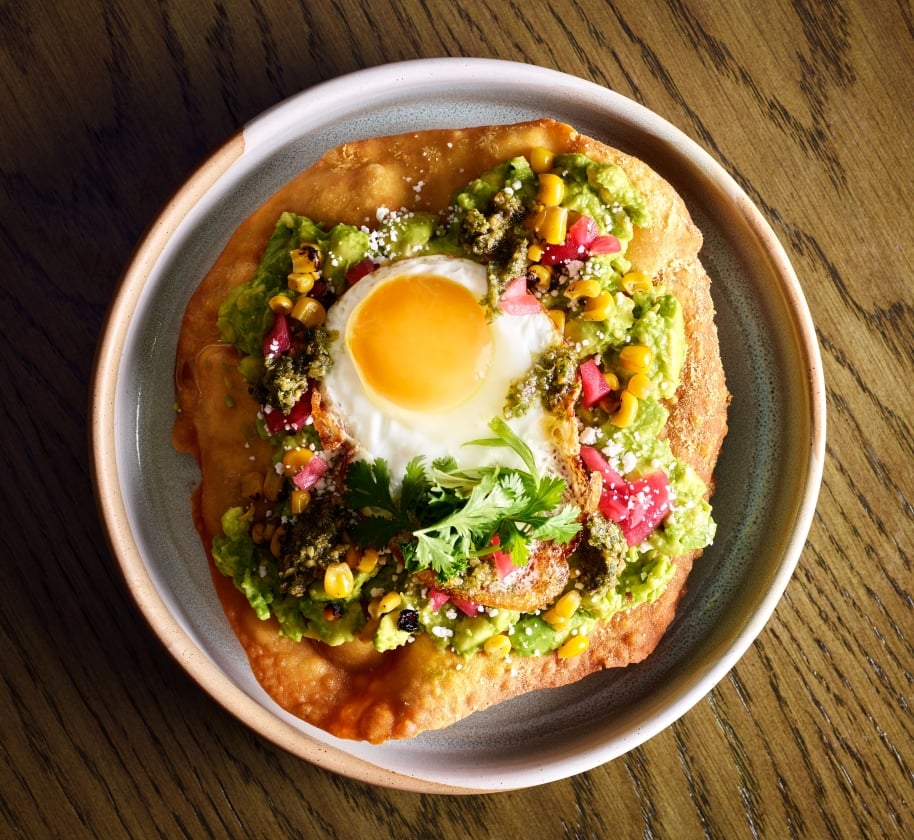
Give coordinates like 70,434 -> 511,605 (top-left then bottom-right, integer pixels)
173,119 -> 729,743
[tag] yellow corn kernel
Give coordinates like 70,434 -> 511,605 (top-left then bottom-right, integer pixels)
281,447 -> 313,476
250,520 -> 267,545
269,525 -> 286,558
542,608 -> 569,630
527,242 -> 545,262
262,466 -> 284,502
565,278 -> 602,300
546,308 -> 566,332
290,244 -> 320,274
356,547 -> 380,574
554,590 -> 582,620
268,293 -> 294,314
539,205 -> 568,245
529,146 -> 554,174
581,291 -> 615,321
619,344 -> 654,374
377,592 -> 402,616
344,544 -> 362,569
626,372 -> 654,399
483,634 -> 512,658
612,390 -> 639,428
557,633 -> 590,659
287,272 -> 316,295
240,471 -> 263,499
323,562 -> 354,600
603,370 -> 621,391
528,264 -> 552,292
536,173 -> 566,206
621,271 -> 653,295
290,296 -> 327,327
289,489 -> 311,515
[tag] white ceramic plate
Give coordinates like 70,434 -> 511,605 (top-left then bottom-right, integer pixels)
91,58 -> 825,793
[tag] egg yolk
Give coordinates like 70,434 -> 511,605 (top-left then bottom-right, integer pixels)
346,273 -> 493,412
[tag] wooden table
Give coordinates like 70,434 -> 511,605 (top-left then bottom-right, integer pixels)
3,1 -> 911,836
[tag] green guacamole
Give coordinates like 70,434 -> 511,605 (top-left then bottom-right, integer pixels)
209,148 -> 717,659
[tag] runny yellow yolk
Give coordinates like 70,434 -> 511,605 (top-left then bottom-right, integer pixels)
346,273 -> 493,412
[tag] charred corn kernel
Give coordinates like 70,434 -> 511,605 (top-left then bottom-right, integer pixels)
527,242 -> 545,262
323,562 -> 354,599
322,603 -> 344,622
290,244 -> 320,274
536,173 -> 565,206
612,390 -> 639,428
290,296 -> 326,327
263,467 -> 284,502
529,264 -> 552,291
281,447 -> 313,475
529,146 -> 554,173
269,525 -> 286,558
581,291 -> 615,321
241,471 -> 263,499
483,634 -> 512,658
547,308 -> 566,332
565,278 -> 602,300
621,271 -> 652,295
542,608 -> 569,630
539,205 -> 568,245
268,293 -> 294,314
526,204 -> 547,232
344,544 -> 362,569
289,489 -> 311,515
557,633 -> 590,659
619,344 -> 654,374
250,520 -> 267,544
356,547 -> 380,574
554,590 -> 582,620
378,592 -> 402,615
287,271 -> 316,294
627,372 -> 655,399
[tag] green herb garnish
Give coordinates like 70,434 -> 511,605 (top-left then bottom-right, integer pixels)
344,418 -> 581,581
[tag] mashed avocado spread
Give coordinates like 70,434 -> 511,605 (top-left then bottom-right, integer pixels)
210,150 -> 716,659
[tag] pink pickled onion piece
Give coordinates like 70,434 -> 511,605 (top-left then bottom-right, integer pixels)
579,358 -> 613,408
579,445 -> 626,490
500,276 -> 542,315
428,588 -> 451,611
621,473 -> 672,546
263,312 -> 291,357
589,234 -> 621,254
449,595 -> 482,618
292,454 -> 327,490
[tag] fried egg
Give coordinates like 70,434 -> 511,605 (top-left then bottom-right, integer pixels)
321,255 -> 574,479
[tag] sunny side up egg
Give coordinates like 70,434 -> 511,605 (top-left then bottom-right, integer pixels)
321,255 -> 573,480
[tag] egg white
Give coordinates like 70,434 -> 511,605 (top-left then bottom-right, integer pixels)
321,255 -> 571,480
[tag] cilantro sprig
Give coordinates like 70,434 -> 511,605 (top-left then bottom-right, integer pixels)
344,418 -> 582,581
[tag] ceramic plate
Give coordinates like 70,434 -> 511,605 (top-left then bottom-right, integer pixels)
91,58 -> 825,793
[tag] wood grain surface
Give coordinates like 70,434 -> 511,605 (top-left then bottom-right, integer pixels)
2,0 -> 912,837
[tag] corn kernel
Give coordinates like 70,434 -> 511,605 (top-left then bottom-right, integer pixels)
528,242 -> 544,262
626,372 -> 654,399
269,525 -> 286,558
356,547 -> 380,574
529,146 -> 554,173
603,371 -> 620,391
287,272 -> 316,294
344,544 -> 362,569
377,592 -> 402,615
542,608 -> 569,630
565,278 -> 602,300
528,264 -> 552,292
612,390 -> 639,428
250,520 -> 267,544
557,634 -> 590,659
483,634 -> 513,658
323,562 -> 354,599
290,244 -> 320,274
263,467 -> 284,502
619,344 -> 654,374
621,271 -> 652,295
290,296 -> 327,327
554,590 -> 582,620
581,291 -> 615,321
539,205 -> 568,245
268,293 -> 294,314
289,489 -> 311,515
536,173 -> 565,206
281,447 -> 313,476
547,308 -> 566,332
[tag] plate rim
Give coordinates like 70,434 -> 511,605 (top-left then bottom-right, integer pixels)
90,57 -> 826,793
